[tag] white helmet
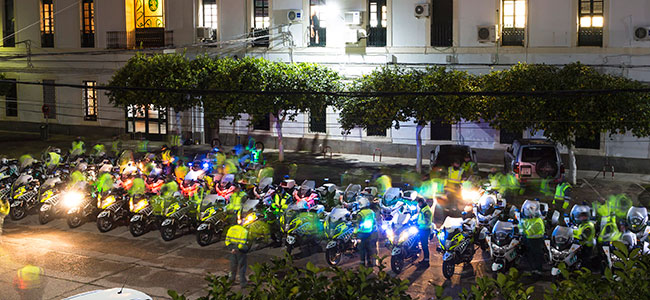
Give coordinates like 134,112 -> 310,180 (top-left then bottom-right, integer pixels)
357,196 -> 370,209
521,200 -> 541,219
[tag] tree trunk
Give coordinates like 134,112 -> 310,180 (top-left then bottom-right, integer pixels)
568,144 -> 577,185
276,112 -> 285,162
415,123 -> 424,174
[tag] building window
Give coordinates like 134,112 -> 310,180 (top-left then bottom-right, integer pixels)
41,0 -> 54,48
83,81 -> 97,121
309,107 -> 326,133
252,114 -> 271,131
310,0 -> 326,47
500,129 -> 522,144
81,0 -> 95,48
367,126 -> 387,137
126,105 -> 167,137
134,0 -> 167,48
43,80 -> 56,119
202,0 -> 217,29
367,0 -> 387,47
578,0 -> 603,46
431,0 -> 452,47
575,134 -> 600,150
430,119 -> 452,141
501,0 -> 526,46
252,0 -> 270,47
4,79 -> 16,117
3,0 -> 14,47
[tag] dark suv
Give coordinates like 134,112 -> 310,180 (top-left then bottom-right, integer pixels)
504,139 -> 564,183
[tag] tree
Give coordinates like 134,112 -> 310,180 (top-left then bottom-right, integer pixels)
340,66 -> 474,173
244,60 -> 342,161
107,53 -> 199,140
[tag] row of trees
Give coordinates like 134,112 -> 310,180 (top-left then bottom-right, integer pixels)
107,54 -> 650,183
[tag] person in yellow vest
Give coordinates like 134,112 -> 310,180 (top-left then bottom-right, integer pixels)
70,137 -> 85,157
0,195 -> 9,242
44,150 -> 61,174
417,197 -> 433,267
224,224 -> 250,288
446,160 -> 464,202
553,181 -> 572,215
13,264 -> 45,300
518,200 -> 545,277
461,154 -> 477,177
539,177 -> 554,198
355,197 -> 377,267
111,136 -> 122,157
227,185 -> 246,222
137,139 -> 149,153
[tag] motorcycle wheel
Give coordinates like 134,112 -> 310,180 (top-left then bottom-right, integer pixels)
129,220 -> 146,237
325,247 -> 342,266
442,261 -> 455,279
286,244 -> 293,255
97,216 -> 114,232
196,230 -> 213,247
67,213 -> 83,228
391,254 -> 405,274
161,225 -> 176,241
10,205 -> 26,220
39,210 -> 51,224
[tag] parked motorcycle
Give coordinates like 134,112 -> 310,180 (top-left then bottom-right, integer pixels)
62,181 -> 93,228
195,194 -> 229,246
129,181 -> 179,237
486,220 -> 521,273
435,216 -> 477,279
544,225 -> 581,277
473,193 -> 506,250
38,174 -> 65,224
282,202 -> 325,255
96,178 -> 140,232
324,207 -> 356,266
10,167 -> 45,220
293,180 -> 320,208
160,179 -> 204,241
239,199 -> 272,246
383,196 -> 421,274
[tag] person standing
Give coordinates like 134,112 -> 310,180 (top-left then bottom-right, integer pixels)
417,197 -> 433,267
356,198 -> 377,267
224,224 -> 250,288
553,180 -> 572,215
518,200 -> 545,277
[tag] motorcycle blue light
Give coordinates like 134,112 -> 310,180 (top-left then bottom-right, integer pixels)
202,162 -> 209,169
361,220 -> 373,230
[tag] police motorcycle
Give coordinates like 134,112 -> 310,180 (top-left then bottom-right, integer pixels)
382,192 -> 422,274
195,193 -> 230,246
160,166 -> 206,241
130,181 -> 179,237
486,220 -> 521,273
316,178 -> 339,209
37,168 -> 69,224
254,177 -> 276,206
293,180 -> 320,208
324,205 -> 357,266
561,204 -> 598,268
625,206 -> 650,254
67,168 -> 114,229
602,231 -> 638,270
0,158 -> 20,198
544,226 -> 582,277
213,173 -> 236,201
239,198 -> 273,246
474,193 -> 507,250
9,157 -> 47,220
96,164 -> 140,232
282,199 -> 326,255
434,215 -> 477,279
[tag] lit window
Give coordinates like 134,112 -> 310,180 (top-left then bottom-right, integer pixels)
81,0 -> 95,47
578,0 -> 603,46
502,0 -> 525,46
202,0 -> 217,29
83,81 -> 97,121
41,0 -> 54,47
368,0 -> 387,47
310,0 -> 327,47
254,0 -> 270,29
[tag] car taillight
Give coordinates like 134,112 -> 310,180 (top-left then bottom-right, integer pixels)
513,163 -> 520,174
560,165 -> 565,174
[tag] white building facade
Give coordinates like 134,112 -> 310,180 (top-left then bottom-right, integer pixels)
1,1 -> 649,171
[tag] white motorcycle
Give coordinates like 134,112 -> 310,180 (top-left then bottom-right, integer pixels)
544,225 -> 581,277
473,193 -> 506,250
486,220 -> 520,273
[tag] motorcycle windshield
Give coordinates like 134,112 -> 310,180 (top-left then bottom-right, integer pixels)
327,208 -> 350,224
42,177 -> 61,189
300,180 -> 316,194
492,221 -> 515,246
70,181 -> 88,192
19,156 -> 35,171
344,184 -> 362,201
551,226 -> 574,250
627,207 -> 648,229
259,177 -> 272,191
477,195 -> 496,216
383,187 -> 401,205
13,174 -> 31,187
242,199 -> 259,212
221,174 -> 235,185
118,150 -> 134,168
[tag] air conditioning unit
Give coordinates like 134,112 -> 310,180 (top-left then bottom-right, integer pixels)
287,9 -> 303,23
414,3 -> 430,18
634,26 -> 650,41
196,27 -> 212,39
477,25 -> 497,43
344,11 -> 362,25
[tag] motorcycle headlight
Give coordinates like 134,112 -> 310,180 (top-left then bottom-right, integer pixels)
101,195 -> 116,209
63,191 -> 84,208
385,228 -> 395,243
399,226 -> 419,243
242,213 -> 257,226
131,199 -> 147,212
462,189 -> 480,203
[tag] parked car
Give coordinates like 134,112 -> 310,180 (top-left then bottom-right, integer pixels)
504,139 -> 564,183
430,145 -> 477,169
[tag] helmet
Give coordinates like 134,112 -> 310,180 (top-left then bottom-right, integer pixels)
0,158 -> 7,164
280,179 -> 296,191
627,206 -> 648,233
520,200 -> 541,219
570,205 -> 591,225
551,226 -> 574,251
51,148 -> 61,154
76,162 -> 88,173
357,196 -> 370,209
477,195 -> 496,216
620,232 -> 638,250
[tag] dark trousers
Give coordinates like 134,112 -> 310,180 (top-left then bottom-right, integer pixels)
419,228 -> 431,261
229,250 -> 248,287
359,233 -> 377,267
524,238 -> 544,272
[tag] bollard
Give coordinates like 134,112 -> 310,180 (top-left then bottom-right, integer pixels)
373,148 -> 382,162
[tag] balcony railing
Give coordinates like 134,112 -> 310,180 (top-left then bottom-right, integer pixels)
106,30 -> 173,49
81,31 -> 95,48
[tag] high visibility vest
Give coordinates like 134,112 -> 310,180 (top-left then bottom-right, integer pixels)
461,161 -> 476,175
92,144 -> 105,156
614,194 -> 633,221
417,205 -> 433,229
161,150 -> 173,163
71,141 -> 85,154
0,198 -> 9,216
357,208 -> 376,234
169,135 -> 181,147
540,178 -> 553,197
447,167 -> 463,185
111,140 -> 122,154
554,182 -> 571,210
573,221 -> 596,247
488,173 -> 503,190
273,192 -> 290,213
137,140 -> 149,153
598,218 -> 622,243
225,225 -> 249,250
519,217 -> 545,239
505,174 -> 520,191
227,191 -> 245,212
14,265 -> 43,290
45,152 -> 61,168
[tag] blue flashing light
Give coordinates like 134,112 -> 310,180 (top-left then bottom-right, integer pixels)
361,220 -> 373,230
